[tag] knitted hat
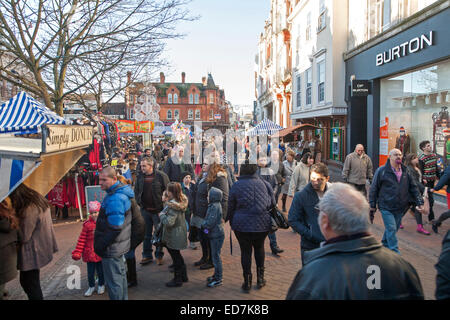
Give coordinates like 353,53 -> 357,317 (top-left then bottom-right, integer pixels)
89,201 -> 101,213
181,171 -> 192,181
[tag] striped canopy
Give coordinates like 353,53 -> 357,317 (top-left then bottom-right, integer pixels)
247,118 -> 284,136
0,92 -> 67,134
0,158 -> 41,202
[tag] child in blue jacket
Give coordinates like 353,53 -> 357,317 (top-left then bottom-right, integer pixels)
201,187 -> 225,287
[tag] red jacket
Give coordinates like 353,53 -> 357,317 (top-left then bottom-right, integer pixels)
72,216 -> 101,263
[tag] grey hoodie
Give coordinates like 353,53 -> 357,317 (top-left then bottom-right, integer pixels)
201,187 -> 225,239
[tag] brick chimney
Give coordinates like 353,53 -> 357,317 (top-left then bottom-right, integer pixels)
202,77 -> 207,86
160,72 -> 165,84
181,72 -> 186,84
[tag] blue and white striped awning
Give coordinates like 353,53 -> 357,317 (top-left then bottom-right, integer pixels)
0,92 -> 67,134
247,118 -> 284,136
0,157 -> 41,202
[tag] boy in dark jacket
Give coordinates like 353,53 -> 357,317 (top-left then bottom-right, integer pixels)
201,187 -> 225,288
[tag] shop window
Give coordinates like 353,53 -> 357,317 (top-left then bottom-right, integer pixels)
306,68 -> 312,105
167,110 -> 172,119
380,59 -> 450,162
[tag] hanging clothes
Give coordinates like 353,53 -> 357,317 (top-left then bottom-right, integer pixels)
47,181 -> 68,209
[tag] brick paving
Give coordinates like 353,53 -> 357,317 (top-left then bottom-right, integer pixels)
4,186 -> 449,300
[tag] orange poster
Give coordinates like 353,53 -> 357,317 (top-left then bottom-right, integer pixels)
115,120 -> 135,133
136,121 -> 154,133
379,117 -> 389,166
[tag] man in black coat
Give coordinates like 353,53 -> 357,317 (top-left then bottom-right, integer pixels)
369,148 -> 424,254
435,230 -> 450,300
163,145 -> 195,183
134,157 -> 170,265
288,163 -> 329,265
286,183 -> 424,300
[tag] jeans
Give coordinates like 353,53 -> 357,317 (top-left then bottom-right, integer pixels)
234,154 -> 239,174
19,269 -> 43,300
141,208 -> 164,259
166,248 -> 185,272
210,235 -> 224,280
87,262 -> 105,288
380,209 -> 403,254
102,256 -> 128,300
268,232 -> 279,249
234,231 -> 269,275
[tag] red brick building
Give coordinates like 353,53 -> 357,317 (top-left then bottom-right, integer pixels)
125,72 -> 230,132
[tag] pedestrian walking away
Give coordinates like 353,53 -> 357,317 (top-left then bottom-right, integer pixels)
94,167 -> 133,300
280,150 -> 297,212
286,183 -> 424,300
72,201 -> 105,297
342,144 -> 373,197
369,149 -> 425,254
288,152 -> 314,197
288,163 -> 329,266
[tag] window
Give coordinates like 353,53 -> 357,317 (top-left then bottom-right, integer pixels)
168,94 -> 172,104
318,0 -> 326,31
306,68 -> 312,105
195,94 -> 199,104
129,109 -> 134,119
189,94 -> 193,104
167,110 -> 172,119
317,59 -> 325,103
173,93 -> 178,104
296,75 -> 301,108
209,93 -> 214,104
195,110 -> 201,119
306,12 -> 311,41
174,109 -> 179,119
188,109 -> 193,119
209,109 -> 214,119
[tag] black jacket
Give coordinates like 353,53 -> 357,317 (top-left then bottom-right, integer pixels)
369,161 -> 423,214
163,157 -> 195,183
286,235 -> 424,300
134,170 -> 169,213
288,183 -> 327,250
435,230 -> 450,300
193,172 -> 229,220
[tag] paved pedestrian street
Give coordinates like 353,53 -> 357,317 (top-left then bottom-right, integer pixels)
4,196 -> 448,301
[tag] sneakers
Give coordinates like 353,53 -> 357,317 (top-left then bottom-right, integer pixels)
140,257 -> 153,265
207,279 -> 222,288
84,287 -> 96,297
416,224 -> 430,235
97,285 -> 105,295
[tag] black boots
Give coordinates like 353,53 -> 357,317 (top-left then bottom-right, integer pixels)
271,246 -> 284,255
166,264 -> 187,287
126,258 -> 137,288
242,273 -> 252,293
194,257 -> 207,266
256,267 -> 266,289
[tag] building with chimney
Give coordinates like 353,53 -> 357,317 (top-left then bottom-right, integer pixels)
125,72 -> 230,132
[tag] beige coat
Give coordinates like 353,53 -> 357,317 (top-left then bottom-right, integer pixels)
18,206 -> 58,271
288,162 -> 311,196
342,152 -> 374,185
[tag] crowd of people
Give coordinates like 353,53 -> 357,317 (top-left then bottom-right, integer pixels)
1,134 -> 449,300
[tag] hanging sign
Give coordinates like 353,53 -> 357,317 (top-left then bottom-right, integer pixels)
379,117 -> 389,166
44,125 -> 93,153
351,80 -> 371,97
115,120 -> 136,133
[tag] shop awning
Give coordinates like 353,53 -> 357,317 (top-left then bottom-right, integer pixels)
247,119 -> 284,136
278,124 -> 320,137
0,92 -> 67,134
0,157 -> 41,202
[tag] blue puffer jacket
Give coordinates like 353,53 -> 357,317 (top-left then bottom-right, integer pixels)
227,173 -> 272,233
201,187 -> 224,239
94,182 -> 133,258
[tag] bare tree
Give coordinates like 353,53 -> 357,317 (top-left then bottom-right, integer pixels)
0,0 -> 194,115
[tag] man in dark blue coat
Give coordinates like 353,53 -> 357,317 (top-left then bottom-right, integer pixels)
369,148 -> 424,254
288,163 -> 329,266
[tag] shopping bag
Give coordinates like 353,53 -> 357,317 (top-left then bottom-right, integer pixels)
419,187 -> 430,216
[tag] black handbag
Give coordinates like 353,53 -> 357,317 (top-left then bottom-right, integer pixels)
151,223 -> 165,247
269,205 -> 290,232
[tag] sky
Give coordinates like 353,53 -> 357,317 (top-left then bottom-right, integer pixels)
161,0 -> 271,113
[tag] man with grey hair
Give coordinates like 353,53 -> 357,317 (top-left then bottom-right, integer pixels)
286,183 -> 424,300
342,144 -> 373,197
369,148 -> 424,254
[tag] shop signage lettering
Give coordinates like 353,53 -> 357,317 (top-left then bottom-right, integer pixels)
376,31 -> 434,66
352,80 -> 371,97
45,125 -> 93,152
